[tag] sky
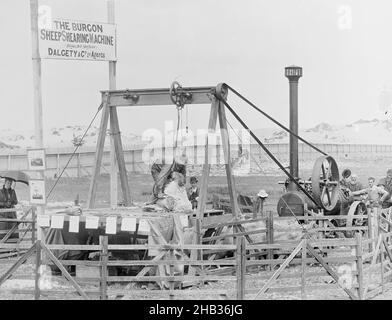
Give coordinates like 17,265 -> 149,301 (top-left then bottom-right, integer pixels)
1,0 -> 392,138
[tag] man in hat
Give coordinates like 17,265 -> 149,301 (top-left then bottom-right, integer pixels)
0,178 -> 18,240
254,189 -> 268,218
340,168 -> 351,189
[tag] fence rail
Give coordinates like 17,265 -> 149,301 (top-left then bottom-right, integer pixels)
0,207 -> 391,300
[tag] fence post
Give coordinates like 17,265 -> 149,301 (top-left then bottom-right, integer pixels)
267,211 -> 274,270
31,207 -> 36,244
301,237 -> 307,300
381,234 -> 385,293
99,236 -> 108,300
34,240 -> 41,300
236,236 -> 246,300
355,233 -> 364,300
367,208 -> 374,252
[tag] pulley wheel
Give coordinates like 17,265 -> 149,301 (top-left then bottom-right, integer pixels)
345,201 -> 367,237
170,81 -> 183,107
311,155 -> 340,211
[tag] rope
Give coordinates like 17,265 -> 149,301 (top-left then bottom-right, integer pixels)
224,84 -> 327,156
174,107 -> 181,150
186,105 -> 189,134
46,104 -> 102,200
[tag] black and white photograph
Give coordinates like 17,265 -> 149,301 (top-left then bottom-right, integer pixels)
1,0 -> 392,308
29,179 -> 46,204
27,148 -> 46,170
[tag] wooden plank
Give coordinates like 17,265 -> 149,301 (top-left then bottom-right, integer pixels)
99,236 -> 108,300
202,229 -> 266,242
106,86 -> 215,107
236,237 -> 245,300
30,0 -> 44,148
274,215 -> 369,221
0,209 -> 31,243
40,243 -> 89,300
274,226 -> 368,232
0,243 -> 37,287
306,243 -> 358,300
267,211 -> 274,270
135,251 -> 166,278
87,97 -> 110,208
110,106 -> 132,206
217,100 -> 241,218
106,275 -> 236,282
355,233 -> 364,300
31,208 -> 36,243
44,245 -> 101,251
301,237 -> 307,300
382,238 -> 392,264
34,240 -> 41,300
190,99 -> 219,277
108,0 -> 118,209
202,217 -> 267,229
381,236 -> 385,294
252,239 -> 304,299
197,98 -> 219,229
48,259 -> 236,267
363,235 -> 382,299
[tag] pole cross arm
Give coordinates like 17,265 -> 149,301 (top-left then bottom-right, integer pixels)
101,86 -> 217,107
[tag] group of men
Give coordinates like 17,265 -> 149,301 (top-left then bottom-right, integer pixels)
340,168 -> 392,208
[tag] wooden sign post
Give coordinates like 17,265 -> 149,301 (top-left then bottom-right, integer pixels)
30,0 -> 45,241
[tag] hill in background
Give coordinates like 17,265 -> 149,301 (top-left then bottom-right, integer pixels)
1,118 -> 392,151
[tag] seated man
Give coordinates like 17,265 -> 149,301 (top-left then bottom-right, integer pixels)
149,153 -> 187,205
351,176 -> 389,206
157,172 -> 193,212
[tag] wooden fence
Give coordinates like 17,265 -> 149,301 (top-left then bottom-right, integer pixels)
1,211 -> 390,300
0,206 -> 37,259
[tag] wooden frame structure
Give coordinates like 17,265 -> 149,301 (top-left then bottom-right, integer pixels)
87,84 -> 241,240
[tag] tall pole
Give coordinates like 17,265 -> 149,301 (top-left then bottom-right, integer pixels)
30,0 -> 45,241
108,0 -> 118,209
30,0 -> 44,148
285,66 -> 302,180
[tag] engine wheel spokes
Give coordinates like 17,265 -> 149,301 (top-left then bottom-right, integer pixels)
312,155 -> 340,211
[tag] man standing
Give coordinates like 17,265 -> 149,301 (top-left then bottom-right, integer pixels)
0,178 -> 18,240
351,177 -> 389,206
187,176 -> 199,210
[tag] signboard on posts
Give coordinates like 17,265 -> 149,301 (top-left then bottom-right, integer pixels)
39,18 -> 116,61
